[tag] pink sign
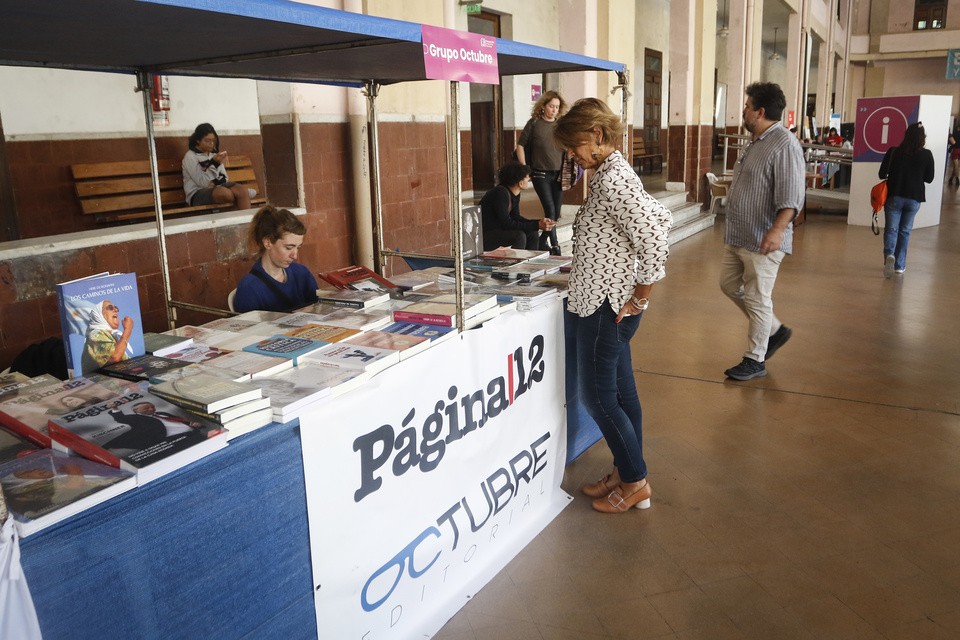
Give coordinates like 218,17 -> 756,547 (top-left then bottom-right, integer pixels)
531,85 -> 542,101
422,24 -> 499,85
853,96 -> 920,163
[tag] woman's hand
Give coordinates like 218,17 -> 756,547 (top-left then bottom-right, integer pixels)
214,150 -> 228,164
616,285 -> 653,323
538,218 -> 556,231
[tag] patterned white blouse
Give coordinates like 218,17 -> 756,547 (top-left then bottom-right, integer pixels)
567,150 -> 672,317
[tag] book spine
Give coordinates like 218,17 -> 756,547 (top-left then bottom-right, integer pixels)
391,311 -> 454,327
96,368 -> 143,383
148,387 -> 212,414
55,284 -> 77,376
317,298 -> 365,309
47,421 -> 122,469
0,412 -> 52,448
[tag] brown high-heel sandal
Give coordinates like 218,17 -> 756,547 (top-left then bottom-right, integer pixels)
591,480 -> 652,513
581,472 -> 618,498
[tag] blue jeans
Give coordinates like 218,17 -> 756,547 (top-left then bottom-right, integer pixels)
568,299 -> 646,483
532,170 -> 562,248
883,196 -> 921,271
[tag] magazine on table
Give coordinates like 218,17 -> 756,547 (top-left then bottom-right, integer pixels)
46,389 -> 228,486
0,449 -> 136,537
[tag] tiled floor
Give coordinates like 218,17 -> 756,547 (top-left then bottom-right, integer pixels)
435,181 -> 960,639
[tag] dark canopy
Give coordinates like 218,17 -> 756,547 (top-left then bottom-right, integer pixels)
0,0 -> 624,85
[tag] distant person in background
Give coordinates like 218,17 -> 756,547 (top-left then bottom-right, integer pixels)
479,161 -> 556,251
948,127 -> 959,187
80,300 -> 134,372
234,206 -> 319,313
182,123 -> 254,210
824,127 -> 843,146
879,122 -> 935,278
517,91 -> 567,254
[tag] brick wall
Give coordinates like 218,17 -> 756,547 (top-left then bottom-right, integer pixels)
5,134 -> 266,240
0,120 -> 454,370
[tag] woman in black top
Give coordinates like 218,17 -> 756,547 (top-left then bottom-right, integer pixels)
516,91 -> 567,253
879,122 -> 934,278
479,161 -> 555,251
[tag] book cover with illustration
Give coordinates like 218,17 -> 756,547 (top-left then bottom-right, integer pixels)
0,376 -> 127,448
300,342 -> 400,375
97,354 -> 190,383
282,323 -> 362,344
149,374 -> 262,413
341,330 -> 431,361
242,335 -> 329,365
56,272 -> 145,378
0,449 -> 136,537
46,389 -> 227,485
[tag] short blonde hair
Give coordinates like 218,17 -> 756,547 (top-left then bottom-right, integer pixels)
553,98 -> 624,149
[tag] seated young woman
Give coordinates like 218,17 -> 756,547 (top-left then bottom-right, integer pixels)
233,206 -> 319,313
480,161 -> 556,251
182,123 -> 254,210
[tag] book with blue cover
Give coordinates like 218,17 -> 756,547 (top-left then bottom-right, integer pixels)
382,321 -> 457,344
55,272 -> 145,378
241,335 -> 330,365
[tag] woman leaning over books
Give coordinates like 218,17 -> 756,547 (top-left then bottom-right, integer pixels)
553,98 -> 672,514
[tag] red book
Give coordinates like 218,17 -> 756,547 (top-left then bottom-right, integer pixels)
318,265 -> 398,292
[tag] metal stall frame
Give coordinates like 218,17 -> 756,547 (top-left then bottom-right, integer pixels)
0,0 -> 627,331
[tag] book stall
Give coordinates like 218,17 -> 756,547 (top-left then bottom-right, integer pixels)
0,1 -> 629,638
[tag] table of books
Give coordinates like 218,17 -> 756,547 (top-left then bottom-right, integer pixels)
14,297 -> 601,640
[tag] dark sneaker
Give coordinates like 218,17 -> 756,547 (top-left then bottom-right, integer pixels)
724,357 -> 767,380
765,325 -> 792,361
883,255 -> 895,279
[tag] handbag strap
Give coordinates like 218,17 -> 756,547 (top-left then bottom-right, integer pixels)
249,265 -> 298,310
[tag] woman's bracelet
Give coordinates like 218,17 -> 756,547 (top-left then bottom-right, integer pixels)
631,296 -> 649,311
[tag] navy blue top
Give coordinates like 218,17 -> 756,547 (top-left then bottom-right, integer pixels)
234,260 -> 318,313
480,185 -> 539,235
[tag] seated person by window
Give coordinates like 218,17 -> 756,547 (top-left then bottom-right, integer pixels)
480,161 -> 556,252
234,206 -> 319,313
182,123 -> 255,210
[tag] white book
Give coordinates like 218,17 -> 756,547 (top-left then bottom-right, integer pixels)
300,342 -> 401,376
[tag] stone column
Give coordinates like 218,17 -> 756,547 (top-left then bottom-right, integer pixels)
668,0 -> 717,201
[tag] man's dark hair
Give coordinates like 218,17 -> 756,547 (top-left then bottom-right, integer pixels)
497,161 -> 532,188
745,82 -> 786,122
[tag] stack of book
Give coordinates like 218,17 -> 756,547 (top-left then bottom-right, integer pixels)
46,389 -> 228,486
392,293 -> 500,328
316,288 -> 390,309
486,284 -> 559,310
149,374 -> 272,439
248,362 -> 368,423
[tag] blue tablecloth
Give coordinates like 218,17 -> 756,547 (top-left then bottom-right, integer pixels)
19,420 -> 317,640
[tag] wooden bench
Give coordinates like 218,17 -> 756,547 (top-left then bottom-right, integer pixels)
632,134 -> 663,175
71,155 -> 265,222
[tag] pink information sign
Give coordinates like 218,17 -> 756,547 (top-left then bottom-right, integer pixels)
422,24 -> 499,85
853,96 -> 920,163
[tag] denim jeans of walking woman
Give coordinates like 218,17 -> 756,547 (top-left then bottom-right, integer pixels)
569,299 -> 646,484
884,195 -> 921,272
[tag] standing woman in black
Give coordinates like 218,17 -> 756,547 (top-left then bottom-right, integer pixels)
879,122 -> 935,278
516,91 -> 567,254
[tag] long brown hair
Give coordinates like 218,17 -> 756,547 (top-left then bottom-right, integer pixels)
531,91 -> 567,120
247,205 -> 306,256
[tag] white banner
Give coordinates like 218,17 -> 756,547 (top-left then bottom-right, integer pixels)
300,300 -> 569,639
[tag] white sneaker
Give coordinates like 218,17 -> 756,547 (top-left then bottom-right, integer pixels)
883,255 -> 895,279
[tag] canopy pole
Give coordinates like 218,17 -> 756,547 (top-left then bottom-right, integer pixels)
364,81 -> 385,275
136,71 -> 175,329
446,81 -> 465,332
615,69 -> 631,155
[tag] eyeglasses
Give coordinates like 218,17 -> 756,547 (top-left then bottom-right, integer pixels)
104,304 -> 118,312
